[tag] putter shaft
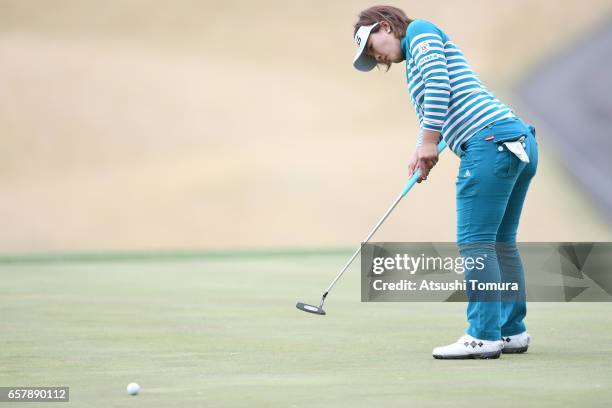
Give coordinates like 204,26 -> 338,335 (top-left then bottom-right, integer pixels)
318,140 -> 447,309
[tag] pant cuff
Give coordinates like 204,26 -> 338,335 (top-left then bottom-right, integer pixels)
466,327 -> 501,341
501,323 -> 526,337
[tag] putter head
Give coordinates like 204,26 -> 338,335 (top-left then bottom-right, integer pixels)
296,302 -> 326,315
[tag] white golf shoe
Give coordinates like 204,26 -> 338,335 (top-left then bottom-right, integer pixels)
432,334 -> 504,359
501,332 -> 530,354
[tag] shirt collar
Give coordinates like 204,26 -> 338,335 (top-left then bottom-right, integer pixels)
400,35 -> 408,60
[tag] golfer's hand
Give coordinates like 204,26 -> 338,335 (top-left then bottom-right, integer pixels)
408,150 -> 421,182
417,139 -> 439,182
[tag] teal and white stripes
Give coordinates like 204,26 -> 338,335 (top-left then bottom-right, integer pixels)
402,20 -> 516,154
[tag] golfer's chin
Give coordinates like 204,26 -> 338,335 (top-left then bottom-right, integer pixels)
392,54 -> 405,64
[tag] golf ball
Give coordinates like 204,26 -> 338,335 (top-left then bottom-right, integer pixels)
126,383 -> 140,395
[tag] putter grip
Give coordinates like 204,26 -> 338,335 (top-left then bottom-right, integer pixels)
401,140 -> 447,197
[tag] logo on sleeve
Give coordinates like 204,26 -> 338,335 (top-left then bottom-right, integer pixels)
420,54 -> 441,64
419,42 -> 431,54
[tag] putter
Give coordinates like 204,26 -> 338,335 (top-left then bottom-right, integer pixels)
296,140 -> 447,315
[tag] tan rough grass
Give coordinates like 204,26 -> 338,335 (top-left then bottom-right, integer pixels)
1,1 -> 611,251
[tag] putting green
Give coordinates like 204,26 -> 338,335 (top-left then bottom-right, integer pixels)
1,252 -> 611,407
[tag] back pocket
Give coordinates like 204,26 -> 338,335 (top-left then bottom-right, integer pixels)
492,131 -> 528,178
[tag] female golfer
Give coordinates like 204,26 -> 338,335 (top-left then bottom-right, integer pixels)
352,5 -> 538,359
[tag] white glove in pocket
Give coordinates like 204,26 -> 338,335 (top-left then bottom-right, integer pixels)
503,137 -> 529,163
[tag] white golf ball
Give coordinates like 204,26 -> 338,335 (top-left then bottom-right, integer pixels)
126,383 -> 140,395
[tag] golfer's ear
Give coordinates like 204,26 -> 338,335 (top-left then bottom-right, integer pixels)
380,21 -> 391,33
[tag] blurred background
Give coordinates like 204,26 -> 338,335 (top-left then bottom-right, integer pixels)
1,0 -> 612,254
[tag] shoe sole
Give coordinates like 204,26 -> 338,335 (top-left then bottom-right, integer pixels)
433,350 -> 501,360
502,346 -> 528,354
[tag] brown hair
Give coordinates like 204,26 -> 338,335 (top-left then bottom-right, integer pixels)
353,5 -> 413,70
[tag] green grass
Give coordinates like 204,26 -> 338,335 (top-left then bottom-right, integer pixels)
1,253 -> 611,407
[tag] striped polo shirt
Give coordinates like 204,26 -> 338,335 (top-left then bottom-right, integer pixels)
401,19 -> 516,154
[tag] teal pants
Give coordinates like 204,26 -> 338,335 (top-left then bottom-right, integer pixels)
455,117 -> 538,341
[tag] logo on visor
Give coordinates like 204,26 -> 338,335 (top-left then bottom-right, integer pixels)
356,36 -> 362,46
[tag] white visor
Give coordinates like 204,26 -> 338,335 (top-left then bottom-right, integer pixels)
352,23 -> 379,72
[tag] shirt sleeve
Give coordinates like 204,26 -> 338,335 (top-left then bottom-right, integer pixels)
408,20 -> 450,133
